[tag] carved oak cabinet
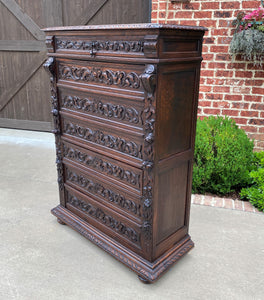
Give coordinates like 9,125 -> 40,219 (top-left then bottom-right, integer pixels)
44,24 -> 206,283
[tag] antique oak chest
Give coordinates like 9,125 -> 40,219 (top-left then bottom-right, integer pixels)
44,24 -> 206,283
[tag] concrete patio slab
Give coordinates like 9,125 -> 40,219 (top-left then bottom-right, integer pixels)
0,128 -> 263,300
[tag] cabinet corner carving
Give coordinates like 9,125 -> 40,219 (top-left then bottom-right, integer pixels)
44,56 -> 64,192
45,35 -> 55,53
144,35 -> 158,58
140,64 -> 157,250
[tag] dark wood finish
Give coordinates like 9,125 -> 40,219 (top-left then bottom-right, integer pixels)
0,0 -> 150,131
138,275 -> 151,284
57,218 -> 66,225
44,23 -> 206,283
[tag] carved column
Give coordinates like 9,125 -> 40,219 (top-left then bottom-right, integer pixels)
140,64 -> 157,255
44,54 -> 65,206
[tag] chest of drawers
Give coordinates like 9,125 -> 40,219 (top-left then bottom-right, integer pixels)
44,23 -> 206,283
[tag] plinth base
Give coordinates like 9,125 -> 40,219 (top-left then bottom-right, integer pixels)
52,205 -> 194,283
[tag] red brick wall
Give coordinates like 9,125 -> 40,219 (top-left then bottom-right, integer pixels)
152,0 -> 264,151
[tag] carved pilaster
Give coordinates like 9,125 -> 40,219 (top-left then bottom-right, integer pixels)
44,57 -> 64,197
140,65 -> 157,252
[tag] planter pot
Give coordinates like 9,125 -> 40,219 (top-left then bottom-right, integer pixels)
229,29 -> 264,64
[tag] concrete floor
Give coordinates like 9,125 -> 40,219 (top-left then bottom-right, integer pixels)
0,128 -> 264,300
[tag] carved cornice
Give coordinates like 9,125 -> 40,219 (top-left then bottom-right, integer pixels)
66,168 -> 141,217
56,39 -> 144,55
44,57 -> 63,191
63,144 -> 141,188
59,65 -> 141,89
44,23 -> 207,31
140,64 -> 157,250
62,95 -> 141,124
67,193 -> 140,244
64,121 -> 142,159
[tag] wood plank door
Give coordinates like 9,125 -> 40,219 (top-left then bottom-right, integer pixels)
0,0 -> 151,132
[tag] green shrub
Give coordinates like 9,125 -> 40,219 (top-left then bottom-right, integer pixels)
240,152 -> 264,212
192,116 -> 255,195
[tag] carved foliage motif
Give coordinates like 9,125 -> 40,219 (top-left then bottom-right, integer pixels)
44,57 -> 63,190
67,193 -> 140,243
56,39 -> 144,54
66,168 -> 141,217
140,65 -> 157,247
62,95 -> 141,124
64,121 -> 142,159
63,144 -> 141,188
59,65 -> 141,89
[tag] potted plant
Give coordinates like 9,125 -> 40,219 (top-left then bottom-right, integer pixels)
229,4 -> 264,65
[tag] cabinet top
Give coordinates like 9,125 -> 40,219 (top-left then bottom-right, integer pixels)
43,23 -> 207,32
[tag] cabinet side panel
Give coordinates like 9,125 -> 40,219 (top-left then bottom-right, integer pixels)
154,62 -> 200,258
156,160 -> 188,244
157,66 -> 196,159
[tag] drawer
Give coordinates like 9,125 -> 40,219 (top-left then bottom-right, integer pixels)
64,162 -> 142,222
60,113 -> 144,166
57,85 -> 144,130
56,58 -> 146,94
65,185 -> 143,253
55,35 -> 145,59
62,140 -> 142,193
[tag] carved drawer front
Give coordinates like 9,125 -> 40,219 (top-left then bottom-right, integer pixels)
55,35 -> 145,58
62,140 -> 142,193
58,86 -> 144,132
61,113 -> 144,166
57,58 -> 146,94
64,162 -> 142,221
65,185 -> 143,253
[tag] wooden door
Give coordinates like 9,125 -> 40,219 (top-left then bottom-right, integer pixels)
0,0 -> 151,131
